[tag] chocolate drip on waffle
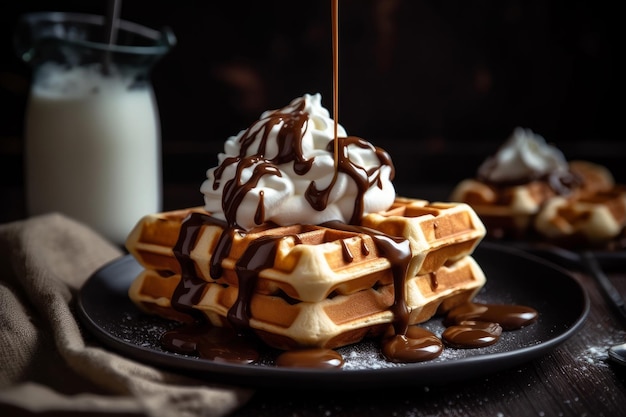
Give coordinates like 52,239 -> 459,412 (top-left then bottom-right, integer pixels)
171,212 -> 226,320
322,221 -> 412,336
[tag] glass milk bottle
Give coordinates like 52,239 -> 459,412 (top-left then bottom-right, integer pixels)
14,12 -> 175,245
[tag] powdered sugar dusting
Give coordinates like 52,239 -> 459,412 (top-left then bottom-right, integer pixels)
576,328 -> 625,368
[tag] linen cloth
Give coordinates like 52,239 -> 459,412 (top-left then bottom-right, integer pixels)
0,213 -> 253,417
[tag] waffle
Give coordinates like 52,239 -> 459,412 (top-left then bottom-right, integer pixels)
568,160 -> 615,199
449,161 -> 624,242
449,178 -> 555,239
361,197 -> 486,278
126,198 -> 486,302
125,197 -> 487,349
128,255 -> 486,349
534,186 -> 626,245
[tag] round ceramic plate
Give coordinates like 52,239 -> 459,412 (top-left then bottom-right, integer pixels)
76,242 -> 589,388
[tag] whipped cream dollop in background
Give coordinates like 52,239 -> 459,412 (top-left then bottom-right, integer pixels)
478,127 -> 569,184
201,93 -> 396,230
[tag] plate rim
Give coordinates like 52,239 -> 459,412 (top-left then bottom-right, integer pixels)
76,242 -> 590,387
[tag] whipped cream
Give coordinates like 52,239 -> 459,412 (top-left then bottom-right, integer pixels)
201,93 -> 396,230
478,127 -> 568,184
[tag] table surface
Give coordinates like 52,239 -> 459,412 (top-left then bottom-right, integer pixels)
3,183 -> 626,417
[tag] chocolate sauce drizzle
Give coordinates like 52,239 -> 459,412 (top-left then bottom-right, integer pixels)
322,221 -> 412,336
229,233 -> 300,329
211,98 -> 394,227
320,137 -> 394,224
170,212 -> 226,320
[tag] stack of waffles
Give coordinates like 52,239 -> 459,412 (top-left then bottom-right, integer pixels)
125,197 -> 487,350
451,160 -> 626,246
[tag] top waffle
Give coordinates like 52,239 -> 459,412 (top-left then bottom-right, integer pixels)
361,197 -> 485,278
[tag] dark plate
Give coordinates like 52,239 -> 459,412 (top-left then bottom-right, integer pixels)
497,240 -> 626,270
76,242 -> 589,388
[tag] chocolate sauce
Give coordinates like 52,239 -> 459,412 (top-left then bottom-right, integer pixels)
275,348 -> 344,369
442,320 -> 503,348
340,239 -> 354,263
161,323 -> 259,364
221,156 -> 282,228
170,212 -> 226,319
241,105 -> 313,175
331,0 -> 340,179
229,234 -> 299,329
382,326 -> 443,363
322,220 -> 412,338
254,190 -> 265,225
440,302 -> 537,348
311,136 -> 394,224
445,302 -> 538,330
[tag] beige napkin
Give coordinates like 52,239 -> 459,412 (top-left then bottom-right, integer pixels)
0,213 -> 253,417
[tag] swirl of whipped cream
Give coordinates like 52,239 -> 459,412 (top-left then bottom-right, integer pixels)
200,93 -> 396,230
478,127 -> 568,184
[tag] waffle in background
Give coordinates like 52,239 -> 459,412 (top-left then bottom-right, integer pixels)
450,160 -> 626,247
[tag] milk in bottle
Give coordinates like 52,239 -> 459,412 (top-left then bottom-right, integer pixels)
15,12 -> 175,244
25,64 -> 161,244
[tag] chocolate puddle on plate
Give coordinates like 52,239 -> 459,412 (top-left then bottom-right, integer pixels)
106,296 -> 542,371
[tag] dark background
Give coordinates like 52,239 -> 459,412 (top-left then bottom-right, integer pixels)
1,0 -> 623,222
